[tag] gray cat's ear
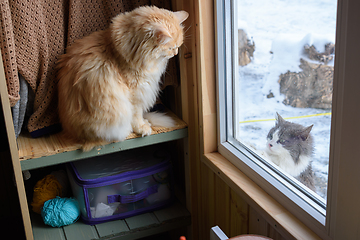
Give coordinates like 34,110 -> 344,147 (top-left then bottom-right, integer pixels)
299,125 -> 313,141
275,112 -> 285,124
174,11 -> 189,24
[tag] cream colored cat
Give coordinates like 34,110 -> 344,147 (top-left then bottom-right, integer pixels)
57,6 -> 188,151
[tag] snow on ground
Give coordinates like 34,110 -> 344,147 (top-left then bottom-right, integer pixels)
236,0 -> 337,200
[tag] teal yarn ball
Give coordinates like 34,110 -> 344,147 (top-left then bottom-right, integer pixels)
41,197 -> 80,227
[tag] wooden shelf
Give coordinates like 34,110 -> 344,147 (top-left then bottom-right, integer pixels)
31,200 -> 191,240
17,112 -> 188,171
22,112 -> 190,240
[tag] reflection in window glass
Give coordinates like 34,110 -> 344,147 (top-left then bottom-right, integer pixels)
235,0 -> 337,200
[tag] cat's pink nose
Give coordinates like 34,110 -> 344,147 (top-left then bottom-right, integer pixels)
269,143 -> 273,148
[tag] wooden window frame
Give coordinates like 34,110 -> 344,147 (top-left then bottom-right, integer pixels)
193,0 -> 360,239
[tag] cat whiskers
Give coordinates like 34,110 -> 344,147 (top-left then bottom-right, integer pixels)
163,69 -> 171,77
183,25 -> 192,41
181,25 -> 192,52
181,43 -> 189,52
183,24 -> 192,36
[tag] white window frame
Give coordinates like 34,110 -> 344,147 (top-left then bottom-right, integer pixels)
215,0 -> 360,238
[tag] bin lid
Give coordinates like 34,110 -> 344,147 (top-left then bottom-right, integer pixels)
69,147 -> 170,183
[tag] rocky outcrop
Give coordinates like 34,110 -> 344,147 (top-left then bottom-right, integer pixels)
238,29 -> 255,66
278,43 -> 334,110
304,43 -> 335,64
279,58 -> 333,110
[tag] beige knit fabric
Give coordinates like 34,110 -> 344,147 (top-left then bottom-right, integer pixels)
0,0 -> 177,136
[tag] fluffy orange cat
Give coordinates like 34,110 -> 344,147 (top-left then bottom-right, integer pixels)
57,6 -> 188,151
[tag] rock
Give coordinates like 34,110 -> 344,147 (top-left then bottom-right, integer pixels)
266,91 -> 274,98
279,58 -> 333,110
238,29 -> 255,66
304,43 -> 335,64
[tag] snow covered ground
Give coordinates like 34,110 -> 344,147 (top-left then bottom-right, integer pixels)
236,0 -> 337,200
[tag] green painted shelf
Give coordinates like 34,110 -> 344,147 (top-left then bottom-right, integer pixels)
31,200 -> 191,240
20,128 -> 188,171
17,112 -> 188,171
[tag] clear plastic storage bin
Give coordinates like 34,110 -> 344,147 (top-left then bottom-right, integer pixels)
67,147 -> 173,225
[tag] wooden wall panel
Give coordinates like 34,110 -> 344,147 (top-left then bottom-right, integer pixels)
199,162 -> 248,239
249,207 -> 269,236
214,172 -> 230,235
249,207 -> 287,240
200,162 -> 215,239
198,162 -> 287,240
229,189 -> 248,237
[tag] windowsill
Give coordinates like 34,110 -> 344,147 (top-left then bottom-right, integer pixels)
203,152 -> 321,240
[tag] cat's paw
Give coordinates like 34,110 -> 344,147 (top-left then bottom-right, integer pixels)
133,121 -> 152,137
133,118 -> 153,136
140,123 -> 152,137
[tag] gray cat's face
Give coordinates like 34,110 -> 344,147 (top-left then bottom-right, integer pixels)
266,113 -> 314,163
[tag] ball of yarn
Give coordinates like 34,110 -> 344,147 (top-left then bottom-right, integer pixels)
31,175 -> 63,214
50,170 -> 70,196
41,197 -> 80,227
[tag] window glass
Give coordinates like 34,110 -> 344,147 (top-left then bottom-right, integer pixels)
234,0 -> 337,201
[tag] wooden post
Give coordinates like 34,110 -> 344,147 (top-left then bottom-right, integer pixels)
0,52 -> 33,239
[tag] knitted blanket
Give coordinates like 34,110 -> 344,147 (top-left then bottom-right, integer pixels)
0,0 -> 176,137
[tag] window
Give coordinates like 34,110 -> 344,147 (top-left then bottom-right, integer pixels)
215,0 -> 360,238
214,0 -> 359,238
235,0 -> 336,202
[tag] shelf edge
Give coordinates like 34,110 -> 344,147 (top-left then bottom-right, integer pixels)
21,128 -> 188,171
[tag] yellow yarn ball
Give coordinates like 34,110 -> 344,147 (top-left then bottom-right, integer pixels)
31,175 -> 63,214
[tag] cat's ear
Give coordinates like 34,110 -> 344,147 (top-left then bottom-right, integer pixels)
174,11 -> 189,24
154,25 -> 172,44
298,125 -> 313,141
275,112 -> 285,124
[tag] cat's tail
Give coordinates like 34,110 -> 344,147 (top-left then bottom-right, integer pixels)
59,130 -> 106,152
144,112 -> 176,128
82,140 -> 110,152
